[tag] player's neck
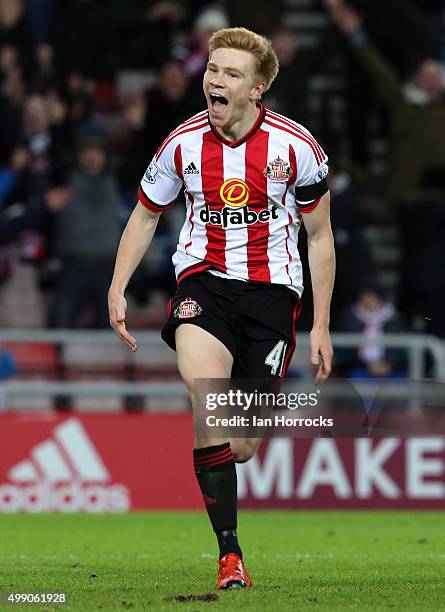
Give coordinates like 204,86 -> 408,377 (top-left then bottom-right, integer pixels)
214,103 -> 260,142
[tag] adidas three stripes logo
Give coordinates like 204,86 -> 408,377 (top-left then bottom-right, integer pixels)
183,162 -> 199,175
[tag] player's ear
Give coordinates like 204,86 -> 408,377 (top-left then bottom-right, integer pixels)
250,80 -> 266,102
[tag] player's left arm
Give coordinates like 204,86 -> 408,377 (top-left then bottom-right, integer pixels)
301,191 -> 335,382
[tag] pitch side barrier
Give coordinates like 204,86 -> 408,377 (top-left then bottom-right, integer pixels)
0,331 -> 444,411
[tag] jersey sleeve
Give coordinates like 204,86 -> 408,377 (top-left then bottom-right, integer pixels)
294,132 -> 329,214
138,140 -> 183,212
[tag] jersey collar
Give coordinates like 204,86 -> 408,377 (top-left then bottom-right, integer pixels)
208,103 -> 266,148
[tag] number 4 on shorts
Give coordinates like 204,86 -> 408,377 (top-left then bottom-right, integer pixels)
265,340 -> 287,376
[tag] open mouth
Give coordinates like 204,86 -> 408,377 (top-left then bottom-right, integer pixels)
209,93 -> 228,115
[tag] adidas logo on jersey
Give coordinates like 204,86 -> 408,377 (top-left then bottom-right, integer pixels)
183,162 -> 199,175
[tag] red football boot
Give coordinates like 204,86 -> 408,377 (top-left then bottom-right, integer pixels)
216,553 -> 253,590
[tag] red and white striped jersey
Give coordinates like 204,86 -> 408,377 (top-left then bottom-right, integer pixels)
138,104 -> 328,296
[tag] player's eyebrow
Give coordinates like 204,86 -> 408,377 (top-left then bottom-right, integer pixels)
207,61 -> 244,75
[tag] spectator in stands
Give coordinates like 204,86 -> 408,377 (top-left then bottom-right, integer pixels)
0,94 -> 70,268
144,60 -> 197,164
1,0 -> 56,92
0,143 -> 29,207
18,94 -> 67,200
182,7 -> 229,103
324,0 -> 445,203
336,289 -> 407,378
0,144 -> 27,287
350,0 -> 443,78
324,0 -> 445,319
0,168 -> 69,245
0,36 -> 28,165
49,137 -> 121,328
183,7 -> 229,79
63,73 -> 105,142
323,0 -> 444,169
0,0 -> 35,77
31,41 -> 57,93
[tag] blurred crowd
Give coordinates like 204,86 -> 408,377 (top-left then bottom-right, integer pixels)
0,0 -> 444,377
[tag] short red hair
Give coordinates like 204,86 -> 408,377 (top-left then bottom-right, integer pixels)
208,27 -> 279,91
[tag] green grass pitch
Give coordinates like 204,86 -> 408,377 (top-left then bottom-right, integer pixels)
1,511 -> 444,611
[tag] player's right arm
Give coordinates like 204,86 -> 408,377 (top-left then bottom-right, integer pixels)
108,202 -> 161,351
109,136 -> 184,350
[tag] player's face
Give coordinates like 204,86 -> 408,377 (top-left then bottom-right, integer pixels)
203,47 -> 264,130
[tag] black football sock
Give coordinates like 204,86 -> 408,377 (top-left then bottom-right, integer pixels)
193,442 -> 242,559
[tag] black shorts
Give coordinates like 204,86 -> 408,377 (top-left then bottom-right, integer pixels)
161,272 -> 301,380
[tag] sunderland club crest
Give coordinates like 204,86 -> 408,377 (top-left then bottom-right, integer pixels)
173,298 -> 202,319
264,156 -> 293,182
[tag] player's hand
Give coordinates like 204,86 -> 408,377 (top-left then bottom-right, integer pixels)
323,0 -> 362,35
108,291 -> 138,352
310,327 -> 333,383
